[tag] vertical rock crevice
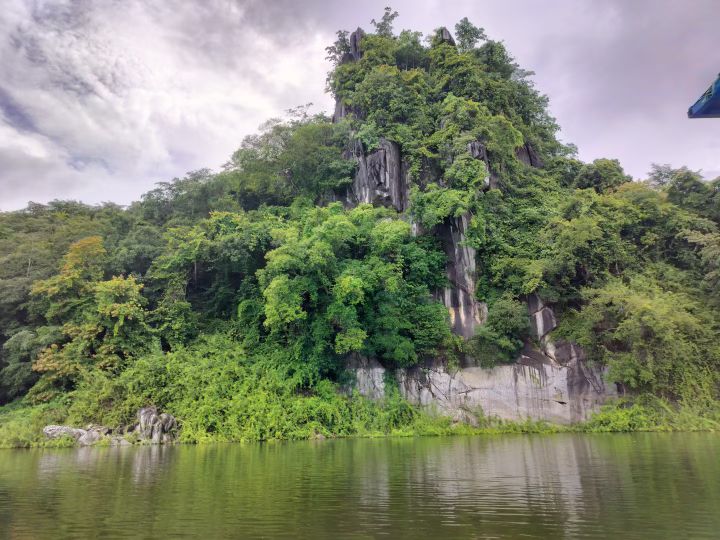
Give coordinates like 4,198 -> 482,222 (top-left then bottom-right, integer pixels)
435,214 -> 486,339
515,142 -> 544,168
346,138 -> 409,212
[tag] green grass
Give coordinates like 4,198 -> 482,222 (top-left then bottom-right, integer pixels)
4,392 -> 719,450
0,398 -> 76,448
579,395 -> 720,432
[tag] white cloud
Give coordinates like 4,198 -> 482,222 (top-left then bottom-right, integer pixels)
0,0 -> 718,210
0,0 -> 334,209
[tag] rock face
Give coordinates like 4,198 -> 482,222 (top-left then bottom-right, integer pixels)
348,352 -> 614,424
528,294 -> 558,340
136,406 -> 177,444
332,27 -> 365,123
349,27 -> 365,61
43,425 -> 87,442
436,27 -> 456,46
515,143 -> 543,168
332,99 -> 349,124
467,141 -> 493,189
345,138 -> 409,211
345,354 -> 386,399
435,214 -> 487,339
526,293 -> 583,366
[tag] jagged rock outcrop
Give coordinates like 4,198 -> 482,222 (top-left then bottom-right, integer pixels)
349,27 -> 365,61
524,293 -> 607,403
344,138 -> 410,211
135,406 -> 177,444
339,141 -> 486,338
43,407 -> 177,446
515,143 -> 544,168
347,352 -> 614,424
332,27 -> 365,123
527,293 -> 557,340
467,141 -> 494,189
435,214 -> 487,339
436,27 -> 456,46
332,99 -> 349,124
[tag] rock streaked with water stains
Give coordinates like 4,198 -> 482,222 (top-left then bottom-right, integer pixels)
435,214 -> 487,339
348,353 -> 614,424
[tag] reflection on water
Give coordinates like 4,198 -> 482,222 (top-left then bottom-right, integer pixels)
1,434 -> 719,538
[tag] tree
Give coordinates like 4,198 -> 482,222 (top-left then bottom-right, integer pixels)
371,6 -> 399,38
325,30 -> 350,65
31,236 -> 107,323
467,292 -> 529,366
557,275 -> 720,401
647,163 -> 677,188
666,168 -> 719,222
573,158 -> 631,193
454,17 -> 486,52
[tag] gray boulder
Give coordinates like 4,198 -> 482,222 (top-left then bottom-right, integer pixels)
77,429 -> 105,446
43,406 -> 178,446
43,425 -> 86,441
134,406 -> 177,444
43,424 -> 113,446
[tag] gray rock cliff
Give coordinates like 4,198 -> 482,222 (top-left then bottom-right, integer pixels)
346,352 -> 614,425
349,27 -> 365,61
342,138 -> 410,212
515,143 -> 544,168
434,214 -> 486,339
436,27 -> 456,47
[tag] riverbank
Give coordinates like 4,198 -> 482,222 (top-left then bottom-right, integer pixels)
2,393 -> 719,449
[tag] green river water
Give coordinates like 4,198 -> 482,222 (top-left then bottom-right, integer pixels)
1,433 -> 719,538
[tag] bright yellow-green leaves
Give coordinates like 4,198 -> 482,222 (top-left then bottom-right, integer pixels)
257,204 -> 450,366
28,238 -> 153,400
263,275 -> 308,330
31,236 -> 107,322
557,275 -> 720,402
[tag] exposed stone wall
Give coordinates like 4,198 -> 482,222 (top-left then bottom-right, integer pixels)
515,142 -> 544,168
467,140 -> 494,188
347,352 -> 614,425
528,293 -> 558,341
434,214 -> 486,338
345,138 -> 410,211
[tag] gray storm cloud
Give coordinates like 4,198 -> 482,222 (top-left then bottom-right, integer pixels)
0,0 -> 718,210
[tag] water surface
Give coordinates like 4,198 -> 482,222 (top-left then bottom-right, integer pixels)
1,433 -> 719,538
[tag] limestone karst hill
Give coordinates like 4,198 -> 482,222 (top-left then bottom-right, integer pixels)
1,13 -> 719,444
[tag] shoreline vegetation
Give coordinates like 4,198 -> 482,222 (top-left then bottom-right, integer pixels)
2,10 -> 719,449
2,394 -> 719,450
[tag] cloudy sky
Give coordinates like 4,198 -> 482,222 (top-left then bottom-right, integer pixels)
1,0 -> 718,210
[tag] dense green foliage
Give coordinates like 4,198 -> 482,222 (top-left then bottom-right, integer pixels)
1,10 -> 719,444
